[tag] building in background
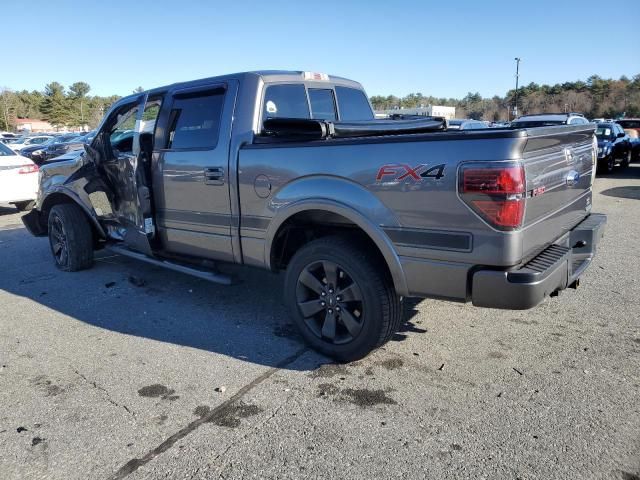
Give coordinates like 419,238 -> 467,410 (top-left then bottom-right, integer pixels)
375,105 -> 456,120
14,118 -> 53,132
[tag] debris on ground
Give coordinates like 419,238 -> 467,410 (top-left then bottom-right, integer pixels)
215,386 -> 227,393
128,276 -> 147,287
437,363 -> 445,371
31,437 -> 44,446
16,427 -> 28,433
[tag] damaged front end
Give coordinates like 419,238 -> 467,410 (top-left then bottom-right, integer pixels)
23,94 -> 158,257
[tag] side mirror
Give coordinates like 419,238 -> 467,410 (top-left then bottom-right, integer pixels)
617,132 -> 625,138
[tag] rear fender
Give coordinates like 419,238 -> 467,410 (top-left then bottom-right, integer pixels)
264,176 -> 409,296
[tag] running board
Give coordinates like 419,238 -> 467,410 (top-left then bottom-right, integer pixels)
107,245 -> 233,285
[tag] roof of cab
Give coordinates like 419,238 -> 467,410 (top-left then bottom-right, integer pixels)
115,70 -> 364,106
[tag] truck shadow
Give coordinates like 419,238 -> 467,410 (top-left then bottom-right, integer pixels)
600,186 -> 640,200
0,206 -> 19,216
0,226 -> 424,371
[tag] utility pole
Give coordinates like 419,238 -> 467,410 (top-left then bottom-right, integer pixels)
513,57 -> 521,118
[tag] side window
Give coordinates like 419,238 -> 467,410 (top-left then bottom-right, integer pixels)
263,84 -> 310,120
308,89 -> 337,121
166,90 -> 224,150
140,97 -> 162,155
335,86 -> 374,121
110,103 -> 140,152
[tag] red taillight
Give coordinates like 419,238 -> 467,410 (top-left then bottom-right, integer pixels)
17,164 -> 39,174
470,199 -> 525,228
460,164 -> 525,230
462,166 -> 525,194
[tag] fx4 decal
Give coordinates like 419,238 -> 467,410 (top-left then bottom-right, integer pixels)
376,163 -> 445,182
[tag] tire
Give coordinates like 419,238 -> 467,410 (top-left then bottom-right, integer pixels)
14,200 -> 35,212
47,203 -> 94,271
598,155 -> 615,174
284,235 -> 402,362
621,151 -> 632,168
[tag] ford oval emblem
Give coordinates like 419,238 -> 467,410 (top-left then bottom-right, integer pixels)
566,170 -> 580,186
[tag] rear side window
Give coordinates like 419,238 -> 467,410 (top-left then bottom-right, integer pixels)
309,89 -> 337,120
335,86 -> 374,121
263,84 -> 310,119
166,91 -> 224,149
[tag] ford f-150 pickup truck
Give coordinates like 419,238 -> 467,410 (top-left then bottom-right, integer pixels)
22,70 -> 606,361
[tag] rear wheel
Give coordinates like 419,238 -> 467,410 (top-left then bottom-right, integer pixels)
598,155 -> 615,174
47,204 -> 94,271
284,235 -> 402,362
14,200 -> 35,212
621,150 -> 632,168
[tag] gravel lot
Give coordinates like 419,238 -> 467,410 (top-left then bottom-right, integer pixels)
0,165 -> 638,480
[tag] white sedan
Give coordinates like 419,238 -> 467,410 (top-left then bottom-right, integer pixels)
0,142 -> 39,211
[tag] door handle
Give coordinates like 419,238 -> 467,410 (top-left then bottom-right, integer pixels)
204,167 -> 224,185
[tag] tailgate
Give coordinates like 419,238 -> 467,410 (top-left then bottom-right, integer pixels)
520,124 -> 596,259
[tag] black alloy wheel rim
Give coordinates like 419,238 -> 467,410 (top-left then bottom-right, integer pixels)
295,260 -> 364,345
49,215 -> 68,266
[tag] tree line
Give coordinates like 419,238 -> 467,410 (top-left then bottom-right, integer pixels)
1,74 -> 639,131
0,82 -> 143,131
371,74 -> 640,121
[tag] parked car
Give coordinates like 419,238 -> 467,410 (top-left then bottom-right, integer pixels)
511,113 -> 589,128
20,134 -> 79,163
0,141 -> 39,211
39,136 -> 89,162
41,149 -> 85,165
595,122 -> 632,173
22,70 -> 605,361
447,119 -> 486,130
615,119 -> 640,160
6,135 -> 54,152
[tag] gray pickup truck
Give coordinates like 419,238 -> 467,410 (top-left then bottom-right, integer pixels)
23,70 -> 606,361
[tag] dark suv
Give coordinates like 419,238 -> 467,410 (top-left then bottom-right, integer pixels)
510,113 -> 589,128
596,122 -> 632,173
615,119 -> 640,161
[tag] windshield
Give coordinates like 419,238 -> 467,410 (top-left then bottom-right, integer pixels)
40,137 -> 60,146
595,127 -> 612,137
0,142 -> 16,156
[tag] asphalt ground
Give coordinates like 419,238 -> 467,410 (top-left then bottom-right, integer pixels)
0,164 -> 638,480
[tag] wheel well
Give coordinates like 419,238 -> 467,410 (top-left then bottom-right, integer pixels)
270,209 -> 392,278
40,193 -> 103,247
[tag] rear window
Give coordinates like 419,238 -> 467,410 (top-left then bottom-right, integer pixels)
618,120 -> 640,128
263,84 -> 310,119
308,89 -> 337,121
335,86 -> 373,121
511,120 -> 564,128
0,142 -> 14,156
166,90 -> 225,150
596,127 -> 612,137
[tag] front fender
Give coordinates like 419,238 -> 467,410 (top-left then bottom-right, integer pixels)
264,176 -> 409,296
37,185 -> 106,239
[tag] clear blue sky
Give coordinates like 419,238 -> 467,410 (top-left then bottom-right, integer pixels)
5,0 -> 639,99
